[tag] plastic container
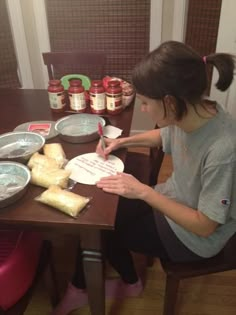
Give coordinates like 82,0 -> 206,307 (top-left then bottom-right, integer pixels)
47,80 -> 66,112
106,80 -> 123,115
68,79 -> 86,113
61,74 -> 91,90
89,80 -> 106,114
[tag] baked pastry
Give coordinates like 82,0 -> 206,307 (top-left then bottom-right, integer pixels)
35,185 -> 90,217
31,166 -> 71,189
43,143 -> 67,168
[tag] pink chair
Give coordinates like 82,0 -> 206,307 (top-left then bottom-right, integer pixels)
0,230 -> 59,314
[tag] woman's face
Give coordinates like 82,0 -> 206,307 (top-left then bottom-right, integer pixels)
137,94 -> 176,127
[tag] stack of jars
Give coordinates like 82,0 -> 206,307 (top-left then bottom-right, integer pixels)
47,78 -> 124,115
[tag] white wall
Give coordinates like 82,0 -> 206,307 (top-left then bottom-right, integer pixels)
210,0 -> 236,119
21,0 -> 50,89
6,0 -> 34,88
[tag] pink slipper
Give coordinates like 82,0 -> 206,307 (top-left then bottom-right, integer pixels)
105,278 -> 143,300
51,283 -> 88,315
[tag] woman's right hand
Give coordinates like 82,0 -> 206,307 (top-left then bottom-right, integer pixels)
96,137 -> 122,159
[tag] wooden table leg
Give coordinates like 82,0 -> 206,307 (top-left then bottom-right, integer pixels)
80,228 -> 105,315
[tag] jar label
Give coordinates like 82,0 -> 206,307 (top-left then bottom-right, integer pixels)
48,92 -> 65,109
69,92 -> 86,111
90,93 -> 106,110
106,93 -> 123,111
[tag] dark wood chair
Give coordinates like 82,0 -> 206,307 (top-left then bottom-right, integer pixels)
0,231 -> 59,315
160,233 -> 236,315
42,51 -> 106,81
125,146 -> 164,188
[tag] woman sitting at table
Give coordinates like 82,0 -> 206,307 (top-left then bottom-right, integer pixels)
52,41 -> 236,315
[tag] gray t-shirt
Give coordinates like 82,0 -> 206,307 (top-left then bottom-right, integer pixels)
155,104 -> 236,258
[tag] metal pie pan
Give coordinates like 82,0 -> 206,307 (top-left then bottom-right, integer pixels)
0,131 -> 45,164
0,161 -> 31,208
55,114 -> 106,143
13,120 -> 58,140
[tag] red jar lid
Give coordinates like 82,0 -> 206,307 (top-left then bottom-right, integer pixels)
49,79 -> 61,86
91,80 -> 103,87
69,79 -> 82,87
108,80 -> 121,87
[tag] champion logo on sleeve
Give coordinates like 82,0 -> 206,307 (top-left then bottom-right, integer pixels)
221,199 -> 231,206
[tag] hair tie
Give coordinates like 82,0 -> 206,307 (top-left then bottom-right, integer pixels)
202,56 -> 207,64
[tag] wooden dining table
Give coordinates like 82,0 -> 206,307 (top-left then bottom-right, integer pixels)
0,89 -> 135,315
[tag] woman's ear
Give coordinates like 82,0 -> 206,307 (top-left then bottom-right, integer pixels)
163,95 -> 177,114
163,95 -> 176,106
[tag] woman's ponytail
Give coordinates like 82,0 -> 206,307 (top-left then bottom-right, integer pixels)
206,53 -> 235,91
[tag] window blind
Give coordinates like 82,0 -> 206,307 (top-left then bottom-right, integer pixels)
185,0 -> 222,93
46,0 -> 150,82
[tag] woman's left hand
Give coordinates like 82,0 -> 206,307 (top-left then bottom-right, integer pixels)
96,172 -> 147,199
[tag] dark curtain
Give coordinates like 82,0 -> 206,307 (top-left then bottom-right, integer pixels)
0,0 -> 20,88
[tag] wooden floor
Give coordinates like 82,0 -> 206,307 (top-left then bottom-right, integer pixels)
26,152 -> 236,315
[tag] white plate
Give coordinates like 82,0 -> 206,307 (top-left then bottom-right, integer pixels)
65,152 -> 124,185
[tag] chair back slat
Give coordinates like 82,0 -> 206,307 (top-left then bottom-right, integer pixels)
42,51 -> 106,81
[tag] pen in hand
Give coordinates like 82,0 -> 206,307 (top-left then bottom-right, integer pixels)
98,122 -> 107,158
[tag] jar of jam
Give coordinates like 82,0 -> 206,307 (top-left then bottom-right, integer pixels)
89,80 -> 106,114
47,80 -> 66,112
68,79 -> 86,113
106,80 -> 123,115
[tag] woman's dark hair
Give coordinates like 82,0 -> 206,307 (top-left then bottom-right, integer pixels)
132,41 -> 235,120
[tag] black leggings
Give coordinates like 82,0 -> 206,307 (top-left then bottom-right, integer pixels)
72,197 -> 169,289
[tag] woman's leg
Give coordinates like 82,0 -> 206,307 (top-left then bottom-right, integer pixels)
103,197 -> 168,298
106,198 -> 168,271
52,198 -> 167,314
71,198 -> 166,286
51,242 -> 88,315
